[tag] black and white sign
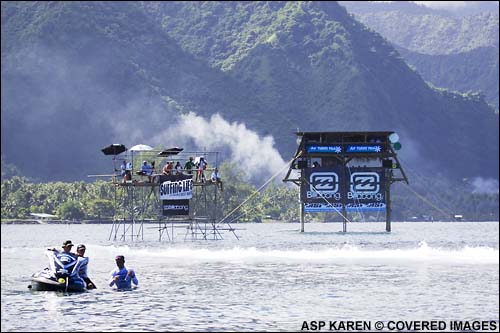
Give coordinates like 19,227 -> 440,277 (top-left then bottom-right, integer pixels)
159,174 -> 193,200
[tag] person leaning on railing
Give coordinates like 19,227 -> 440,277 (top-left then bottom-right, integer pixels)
184,157 -> 195,175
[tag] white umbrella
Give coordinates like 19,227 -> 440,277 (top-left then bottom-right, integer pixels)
127,145 -> 154,175
129,144 -> 154,152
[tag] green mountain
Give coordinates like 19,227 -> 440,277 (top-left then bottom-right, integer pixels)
340,1 -> 499,109
399,46 -> 499,110
340,1 -> 499,55
144,2 -> 498,179
1,1 -> 280,180
1,1 -> 498,186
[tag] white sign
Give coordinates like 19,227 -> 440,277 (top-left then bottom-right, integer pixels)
159,179 -> 193,200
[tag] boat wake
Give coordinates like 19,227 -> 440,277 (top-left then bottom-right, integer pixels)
91,241 -> 498,264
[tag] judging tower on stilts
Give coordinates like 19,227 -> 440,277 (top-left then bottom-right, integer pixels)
283,132 -> 408,232
98,144 -> 238,241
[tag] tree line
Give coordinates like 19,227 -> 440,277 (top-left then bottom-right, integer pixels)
0,163 -> 300,222
1,163 -> 498,222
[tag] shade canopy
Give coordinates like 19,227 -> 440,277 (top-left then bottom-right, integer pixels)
129,144 -> 154,152
157,147 -> 184,157
101,144 -> 127,155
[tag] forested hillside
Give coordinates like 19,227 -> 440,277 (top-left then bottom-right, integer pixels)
400,46 -> 499,109
2,1 -> 498,189
340,1 -> 499,54
340,1 -> 499,109
141,1 -> 499,180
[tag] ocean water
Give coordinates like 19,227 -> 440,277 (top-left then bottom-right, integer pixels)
1,222 -> 498,332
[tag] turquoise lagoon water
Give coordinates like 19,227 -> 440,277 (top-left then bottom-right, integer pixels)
1,222 -> 498,331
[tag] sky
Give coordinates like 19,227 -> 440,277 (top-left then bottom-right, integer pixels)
372,1 -> 500,11
414,1 -> 498,10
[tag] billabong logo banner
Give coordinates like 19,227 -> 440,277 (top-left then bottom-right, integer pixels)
302,166 -> 386,212
310,172 -> 339,193
162,199 -> 189,216
350,172 -> 380,194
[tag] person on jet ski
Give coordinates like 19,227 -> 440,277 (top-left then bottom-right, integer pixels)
48,240 -> 76,255
76,244 -> 97,289
30,240 -> 86,291
51,240 -> 80,275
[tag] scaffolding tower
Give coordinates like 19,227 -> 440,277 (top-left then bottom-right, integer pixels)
100,144 -> 238,241
283,132 -> 409,232
158,180 -> 238,241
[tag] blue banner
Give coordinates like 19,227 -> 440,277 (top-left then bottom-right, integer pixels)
307,145 -> 342,153
345,145 -> 383,153
301,167 -> 386,212
307,144 -> 386,154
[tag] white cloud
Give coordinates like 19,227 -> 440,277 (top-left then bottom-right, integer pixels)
150,112 -> 287,182
471,177 -> 499,194
413,1 -> 468,10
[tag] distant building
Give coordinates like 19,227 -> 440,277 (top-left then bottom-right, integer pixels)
30,213 -> 57,224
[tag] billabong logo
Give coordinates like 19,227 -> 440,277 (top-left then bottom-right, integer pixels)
164,205 -> 189,211
350,172 -> 379,193
310,172 -> 339,193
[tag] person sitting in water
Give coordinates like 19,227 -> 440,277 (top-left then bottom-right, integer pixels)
76,244 -> 97,289
109,255 -> 138,289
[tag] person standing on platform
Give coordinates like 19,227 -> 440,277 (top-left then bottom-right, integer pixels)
184,157 -> 195,175
196,157 -> 207,183
121,160 -> 132,183
120,160 -> 127,179
174,161 -> 182,176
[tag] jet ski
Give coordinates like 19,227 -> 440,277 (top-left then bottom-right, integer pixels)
29,250 -> 87,292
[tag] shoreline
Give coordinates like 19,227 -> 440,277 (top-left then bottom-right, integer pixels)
1,219 -> 498,225
0,219 -> 116,225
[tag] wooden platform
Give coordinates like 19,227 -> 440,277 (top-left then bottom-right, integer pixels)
113,180 -> 217,187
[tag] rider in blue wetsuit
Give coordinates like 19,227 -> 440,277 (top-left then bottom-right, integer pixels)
109,255 -> 138,289
76,244 -> 96,289
48,240 -> 79,268
45,240 -> 85,289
